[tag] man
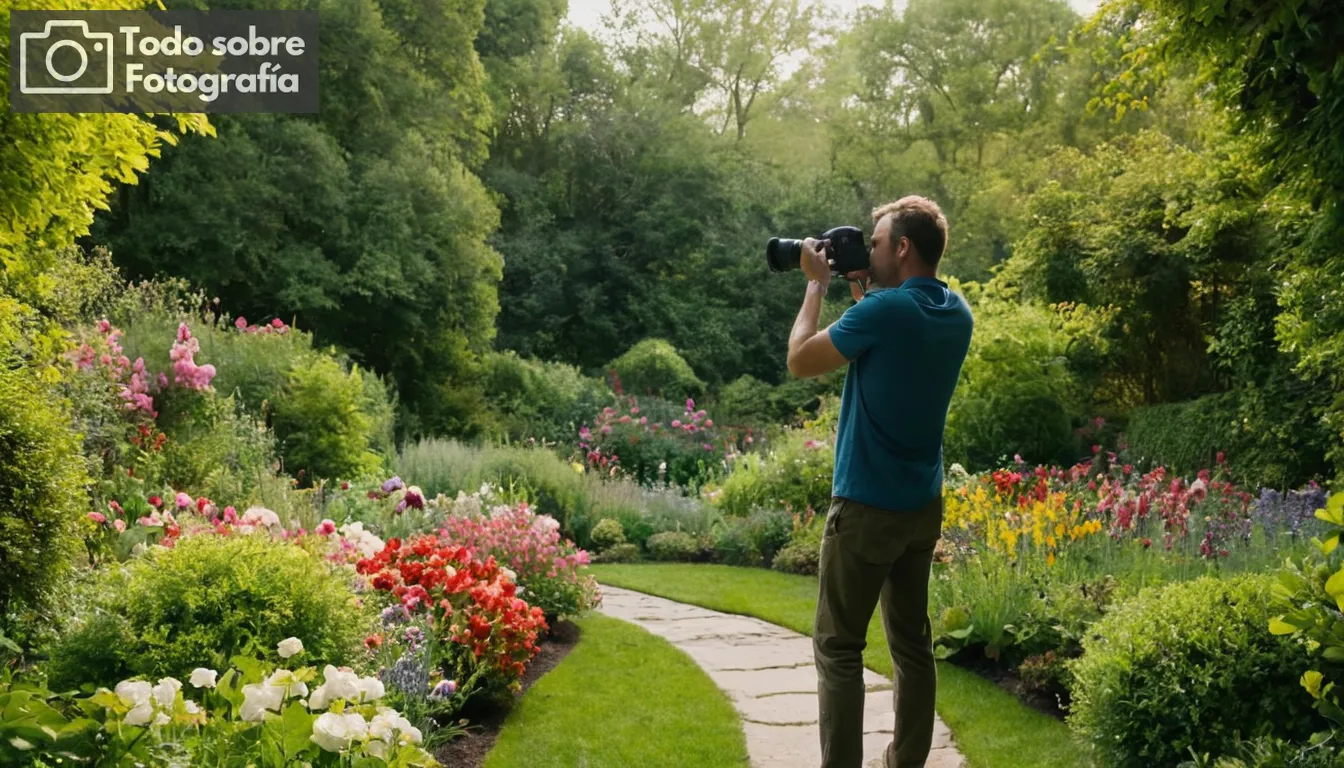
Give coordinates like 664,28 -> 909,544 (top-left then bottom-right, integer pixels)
785,196 -> 973,768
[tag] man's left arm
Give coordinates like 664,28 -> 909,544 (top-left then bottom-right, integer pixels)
787,280 -> 846,379
786,239 -> 871,379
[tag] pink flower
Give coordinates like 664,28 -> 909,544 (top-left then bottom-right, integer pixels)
686,398 -> 695,411
1216,451 -> 1225,464
703,443 -> 713,451
235,316 -> 247,329
109,500 -> 123,516
96,320 -> 111,334
639,416 -> 648,425
271,318 -> 284,329
630,406 -> 640,415
87,511 -> 106,524
175,492 -> 191,509
113,519 -> 126,533
618,415 -> 631,423
316,519 -> 337,536
704,419 -> 713,428
601,425 -> 612,435
671,419 -> 682,428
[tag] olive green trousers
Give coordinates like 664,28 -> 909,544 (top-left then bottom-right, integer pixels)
813,494 -> 944,768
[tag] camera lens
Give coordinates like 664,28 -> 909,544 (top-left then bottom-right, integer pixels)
766,238 -> 803,273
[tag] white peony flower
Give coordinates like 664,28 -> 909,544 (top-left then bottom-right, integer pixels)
277,637 -> 304,659
240,682 -> 286,722
152,677 -> 182,709
123,699 -> 154,726
242,506 -> 281,528
356,676 -> 385,702
311,711 -> 368,753
265,669 -> 309,699
115,680 -> 152,708
308,665 -> 362,710
189,668 -> 218,689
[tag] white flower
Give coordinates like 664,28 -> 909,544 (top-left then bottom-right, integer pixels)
153,712 -> 171,727
277,637 -> 304,659
240,682 -> 286,722
266,669 -> 309,699
242,506 -> 280,527
309,665 -> 362,710
356,676 -> 385,702
311,711 -> 368,752
115,680 -> 152,708
123,700 -> 154,726
401,724 -> 423,744
1190,479 -> 1208,494
152,677 -> 182,709
183,700 -> 202,715
189,668 -> 218,689
501,567 -> 517,583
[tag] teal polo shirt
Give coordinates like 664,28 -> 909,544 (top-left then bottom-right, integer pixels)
827,276 -> 973,512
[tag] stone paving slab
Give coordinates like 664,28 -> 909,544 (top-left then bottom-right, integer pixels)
598,585 -> 966,768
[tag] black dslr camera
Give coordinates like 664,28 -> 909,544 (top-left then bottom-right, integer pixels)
766,226 -> 868,275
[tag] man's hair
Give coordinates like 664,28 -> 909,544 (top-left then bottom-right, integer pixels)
872,196 -> 948,269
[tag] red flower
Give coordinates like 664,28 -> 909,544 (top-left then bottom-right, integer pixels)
148,495 -> 162,508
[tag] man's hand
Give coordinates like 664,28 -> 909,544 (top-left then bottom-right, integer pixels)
846,269 -> 871,302
801,238 -> 831,287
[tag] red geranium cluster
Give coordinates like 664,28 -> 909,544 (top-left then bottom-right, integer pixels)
357,535 -> 547,688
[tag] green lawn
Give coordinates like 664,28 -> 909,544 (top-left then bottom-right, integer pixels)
485,613 -> 750,768
590,563 -> 1088,768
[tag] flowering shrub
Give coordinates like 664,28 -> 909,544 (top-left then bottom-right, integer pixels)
4,638 -> 437,766
711,401 -> 837,517
579,395 -> 726,489
438,492 -> 599,619
356,535 -> 548,699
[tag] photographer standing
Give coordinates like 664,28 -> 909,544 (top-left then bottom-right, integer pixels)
784,196 -> 973,768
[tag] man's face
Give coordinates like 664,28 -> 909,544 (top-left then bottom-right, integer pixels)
869,215 -> 902,281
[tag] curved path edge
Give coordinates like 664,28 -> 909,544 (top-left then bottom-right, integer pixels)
597,585 -> 966,768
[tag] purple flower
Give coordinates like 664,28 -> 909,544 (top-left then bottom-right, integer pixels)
381,476 -> 405,494
429,679 -> 457,700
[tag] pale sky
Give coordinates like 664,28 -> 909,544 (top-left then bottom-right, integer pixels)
565,0 -> 1105,35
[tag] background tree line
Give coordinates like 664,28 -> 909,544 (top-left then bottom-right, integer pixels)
6,0 -> 1339,487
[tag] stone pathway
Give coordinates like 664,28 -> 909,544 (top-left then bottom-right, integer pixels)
597,586 -> 966,768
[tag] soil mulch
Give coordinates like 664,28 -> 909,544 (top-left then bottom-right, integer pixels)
955,658 -> 1070,721
434,619 -> 582,767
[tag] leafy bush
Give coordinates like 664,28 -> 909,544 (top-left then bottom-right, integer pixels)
1068,574 -> 1318,768
713,400 -> 838,517
944,298 -> 1084,470
716,373 -> 840,428
599,543 -> 640,563
0,368 -> 88,633
483,351 -> 610,443
646,531 -> 701,561
45,535 -> 366,690
606,338 -> 705,399
1124,374 -> 1332,491
589,519 -> 627,552
773,510 -> 824,575
712,507 -> 792,567
396,439 -> 589,535
271,356 -> 383,484
153,389 -> 279,501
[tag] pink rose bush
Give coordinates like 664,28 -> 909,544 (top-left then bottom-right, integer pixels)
578,395 -> 727,489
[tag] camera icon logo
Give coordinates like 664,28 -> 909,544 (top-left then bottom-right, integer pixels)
19,20 -> 115,95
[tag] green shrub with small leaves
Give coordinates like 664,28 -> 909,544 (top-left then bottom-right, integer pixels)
271,356 -> 383,484
598,542 -> 641,563
589,519 -> 627,552
606,338 -> 705,399
646,531 -> 701,562
0,368 -> 88,636
45,534 -> 366,690
1068,574 -> 1318,768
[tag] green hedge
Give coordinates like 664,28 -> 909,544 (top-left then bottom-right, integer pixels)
1123,374 -> 1331,489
